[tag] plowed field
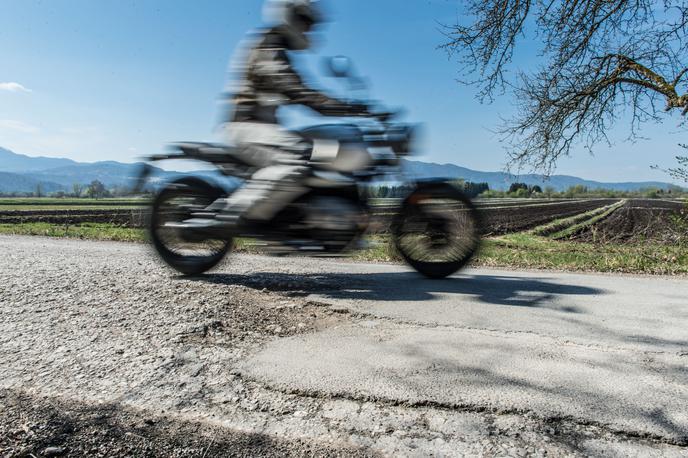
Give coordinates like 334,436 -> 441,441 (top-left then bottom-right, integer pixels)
3,198 -> 686,244
0,209 -> 147,227
568,199 -> 687,244
477,199 -> 620,235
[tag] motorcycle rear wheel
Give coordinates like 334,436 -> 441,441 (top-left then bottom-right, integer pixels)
149,178 -> 232,276
392,184 -> 481,279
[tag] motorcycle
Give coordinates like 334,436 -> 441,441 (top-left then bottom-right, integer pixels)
134,58 -> 481,279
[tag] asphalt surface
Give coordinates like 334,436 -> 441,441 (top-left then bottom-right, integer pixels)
227,253 -> 688,441
1,235 -> 687,456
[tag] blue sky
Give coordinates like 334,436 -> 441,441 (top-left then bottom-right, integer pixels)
0,0 -> 686,183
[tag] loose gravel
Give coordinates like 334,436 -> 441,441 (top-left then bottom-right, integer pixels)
0,390 -> 374,458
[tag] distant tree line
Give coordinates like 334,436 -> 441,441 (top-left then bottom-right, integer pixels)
480,184 -> 686,199
4,179 -> 684,200
370,180 -> 490,199
369,184 -> 414,199
0,180 -> 150,198
454,180 -> 490,198
369,180 -> 687,200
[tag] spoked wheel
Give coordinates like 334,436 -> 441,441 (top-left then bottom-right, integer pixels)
392,184 -> 481,279
150,178 -> 232,275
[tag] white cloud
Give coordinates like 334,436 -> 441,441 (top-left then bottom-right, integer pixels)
0,82 -> 32,93
0,119 -> 39,133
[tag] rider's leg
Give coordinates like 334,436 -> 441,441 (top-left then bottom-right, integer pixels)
216,162 -> 308,222
218,122 -> 312,223
227,122 -> 310,162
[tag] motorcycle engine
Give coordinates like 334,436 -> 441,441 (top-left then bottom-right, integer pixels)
302,196 -> 366,252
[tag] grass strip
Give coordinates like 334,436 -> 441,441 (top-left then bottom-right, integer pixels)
0,222 -> 146,242
243,232 -> 688,275
531,200 -> 626,237
475,233 -> 688,275
549,200 -> 626,240
1,222 -> 686,275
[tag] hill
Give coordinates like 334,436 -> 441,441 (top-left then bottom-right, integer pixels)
0,147 -> 77,173
0,147 -> 167,191
0,172 -> 64,194
29,161 -> 155,188
0,146 -> 680,193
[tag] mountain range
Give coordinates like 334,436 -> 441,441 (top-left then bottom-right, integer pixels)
0,146 -> 680,194
400,160 -> 680,192
0,147 -> 169,193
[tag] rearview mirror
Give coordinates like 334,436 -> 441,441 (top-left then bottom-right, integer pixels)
324,55 -> 352,78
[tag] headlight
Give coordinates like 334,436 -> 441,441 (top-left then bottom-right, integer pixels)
389,125 -> 416,155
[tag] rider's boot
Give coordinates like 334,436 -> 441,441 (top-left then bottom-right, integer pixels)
188,197 -> 230,219
181,178 -> 306,231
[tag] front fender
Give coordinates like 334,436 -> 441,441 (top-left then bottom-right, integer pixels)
396,180 -> 483,228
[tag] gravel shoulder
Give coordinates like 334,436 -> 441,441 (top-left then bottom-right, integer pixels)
0,389 -> 373,457
1,235 -> 687,456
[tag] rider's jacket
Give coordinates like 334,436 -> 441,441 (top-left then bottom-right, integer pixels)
226,26 -> 363,124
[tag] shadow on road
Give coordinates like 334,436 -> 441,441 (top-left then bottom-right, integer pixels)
193,271 -> 603,312
375,342 -> 688,444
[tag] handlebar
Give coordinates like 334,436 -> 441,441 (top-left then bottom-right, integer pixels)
321,99 -> 400,124
372,111 -> 396,122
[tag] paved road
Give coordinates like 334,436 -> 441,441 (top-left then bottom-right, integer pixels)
225,253 -> 688,442
1,235 -> 687,456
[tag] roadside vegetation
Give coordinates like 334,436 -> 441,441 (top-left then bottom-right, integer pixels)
349,233 -> 688,275
3,223 -> 686,277
476,234 -> 688,276
0,222 -> 145,242
1,196 -> 686,275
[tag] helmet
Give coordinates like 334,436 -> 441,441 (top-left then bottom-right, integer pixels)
263,0 -> 326,50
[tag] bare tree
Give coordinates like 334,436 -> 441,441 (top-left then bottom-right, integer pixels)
669,157 -> 688,183
72,183 -> 83,198
655,144 -> 688,183
441,1 -> 688,173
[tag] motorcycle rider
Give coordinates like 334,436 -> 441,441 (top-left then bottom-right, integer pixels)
195,0 -> 372,227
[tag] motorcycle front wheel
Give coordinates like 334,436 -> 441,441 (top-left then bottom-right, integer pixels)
149,177 -> 232,276
392,184 -> 481,279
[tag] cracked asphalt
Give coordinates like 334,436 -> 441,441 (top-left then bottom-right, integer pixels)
1,235 -> 687,457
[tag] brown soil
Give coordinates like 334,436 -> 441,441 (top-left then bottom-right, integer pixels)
3,199 -> 684,241
0,209 -> 147,227
479,199 -> 620,235
569,199 -> 688,244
